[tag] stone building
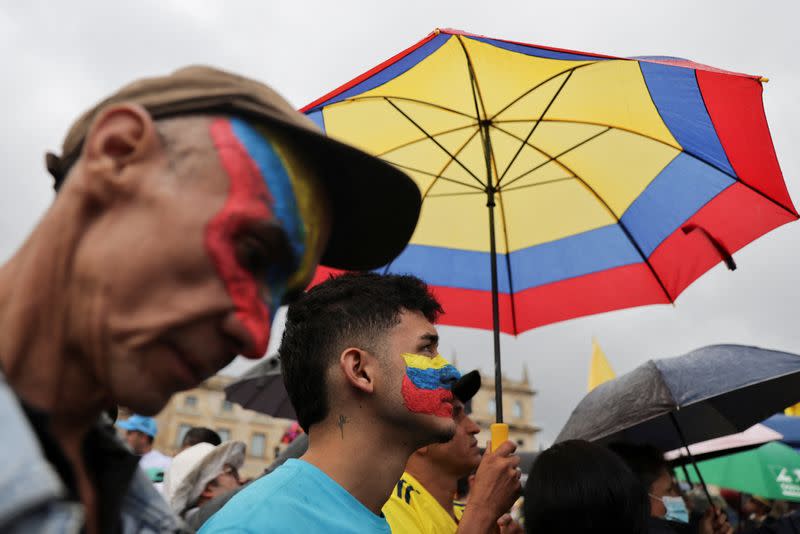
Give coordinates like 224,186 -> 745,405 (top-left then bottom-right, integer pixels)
151,375 -> 295,478
470,367 -> 540,451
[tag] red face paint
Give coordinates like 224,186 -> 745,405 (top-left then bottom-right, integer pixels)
401,354 -> 458,417
401,376 -> 454,417
205,119 -> 274,357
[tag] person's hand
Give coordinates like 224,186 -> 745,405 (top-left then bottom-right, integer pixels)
698,507 -> 733,534
458,440 -> 521,533
497,513 -> 524,534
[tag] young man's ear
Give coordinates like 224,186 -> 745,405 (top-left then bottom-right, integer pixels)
339,348 -> 375,394
79,103 -> 162,203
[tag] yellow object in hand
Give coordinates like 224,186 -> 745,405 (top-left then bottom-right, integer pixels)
491,423 -> 509,452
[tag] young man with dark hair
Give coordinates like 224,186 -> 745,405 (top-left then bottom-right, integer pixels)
181,427 -> 222,451
203,273 -> 519,532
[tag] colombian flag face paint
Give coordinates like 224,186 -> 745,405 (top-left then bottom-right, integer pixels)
205,117 -> 325,358
401,354 -> 461,418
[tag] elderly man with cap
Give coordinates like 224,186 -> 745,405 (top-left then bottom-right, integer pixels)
0,66 -> 420,533
383,370 -> 523,534
163,441 -> 246,522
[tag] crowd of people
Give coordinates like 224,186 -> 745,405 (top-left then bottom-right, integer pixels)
0,64 -> 798,534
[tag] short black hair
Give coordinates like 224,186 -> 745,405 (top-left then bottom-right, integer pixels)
524,440 -> 649,534
608,442 -> 669,493
279,272 -> 443,432
182,427 -> 222,448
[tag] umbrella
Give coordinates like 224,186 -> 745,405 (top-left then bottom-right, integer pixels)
665,423 -> 782,464
556,345 -> 800,451
763,414 -> 800,452
677,442 -> 800,502
304,29 -> 797,428
224,355 -> 297,420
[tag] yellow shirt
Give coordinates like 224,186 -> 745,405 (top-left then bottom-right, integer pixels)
383,472 -> 460,534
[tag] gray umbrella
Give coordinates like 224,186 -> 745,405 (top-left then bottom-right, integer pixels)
556,344 -> 800,452
224,355 -> 297,420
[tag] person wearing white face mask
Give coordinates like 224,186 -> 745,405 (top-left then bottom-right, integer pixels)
610,443 -> 733,534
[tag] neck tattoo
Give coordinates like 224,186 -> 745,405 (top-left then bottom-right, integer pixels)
337,414 -> 350,440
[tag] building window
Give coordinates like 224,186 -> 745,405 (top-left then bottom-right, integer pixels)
512,400 -> 523,419
488,399 -> 496,416
250,433 -> 266,458
176,423 -> 192,447
217,428 -> 231,442
221,400 -> 234,412
184,395 -> 198,409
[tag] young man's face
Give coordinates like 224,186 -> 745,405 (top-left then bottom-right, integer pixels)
378,309 -> 458,445
71,115 -> 329,415
426,401 -> 482,477
124,430 -> 151,455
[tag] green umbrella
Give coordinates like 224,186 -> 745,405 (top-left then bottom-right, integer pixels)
676,441 -> 800,502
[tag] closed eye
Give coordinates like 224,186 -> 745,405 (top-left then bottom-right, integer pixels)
234,223 -> 296,283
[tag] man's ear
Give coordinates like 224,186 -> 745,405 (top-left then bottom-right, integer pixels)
80,103 -> 161,203
339,347 -> 375,394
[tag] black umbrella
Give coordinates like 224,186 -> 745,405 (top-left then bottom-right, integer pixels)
224,355 -> 297,420
557,344 -> 800,506
557,344 -> 800,450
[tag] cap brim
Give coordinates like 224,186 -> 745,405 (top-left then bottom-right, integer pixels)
269,120 -> 421,271
452,370 -> 481,403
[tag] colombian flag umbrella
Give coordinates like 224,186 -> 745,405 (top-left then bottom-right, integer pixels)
305,29 -> 796,426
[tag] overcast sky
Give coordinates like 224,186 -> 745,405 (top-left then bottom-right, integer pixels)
2,1 -> 798,445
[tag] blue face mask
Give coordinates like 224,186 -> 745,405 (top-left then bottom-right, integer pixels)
651,494 -> 689,523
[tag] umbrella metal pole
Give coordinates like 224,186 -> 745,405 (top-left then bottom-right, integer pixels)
678,461 -> 692,487
486,186 -> 503,425
669,412 -> 716,509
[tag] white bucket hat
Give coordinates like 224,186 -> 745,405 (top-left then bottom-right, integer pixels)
163,441 -> 246,515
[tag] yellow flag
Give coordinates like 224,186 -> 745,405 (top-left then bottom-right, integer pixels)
786,403 -> 800,416
588,339 -> 616,392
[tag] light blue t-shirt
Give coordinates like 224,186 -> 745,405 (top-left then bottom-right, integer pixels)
199,459 -> 391,533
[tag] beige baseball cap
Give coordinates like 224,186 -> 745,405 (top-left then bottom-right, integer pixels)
46,65 -> 420,271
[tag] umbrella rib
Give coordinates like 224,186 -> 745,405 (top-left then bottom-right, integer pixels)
498,126 -> 611,190
426,190 -> 487,198
496,125 -> 675,304
497,70 -> 575,187
342,94 -> 476,120
489,61 -> 599,121
455,34 -> 493,188
383,97 -> 487,188
387,161 -> 484,192
455,35 -> 490,125
422,127 -> 484,198
500,175 -> 577,193
375,123 -> 479,158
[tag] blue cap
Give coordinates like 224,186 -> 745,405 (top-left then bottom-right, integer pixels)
118,415 -> 158,437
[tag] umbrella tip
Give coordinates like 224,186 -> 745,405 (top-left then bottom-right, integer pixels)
759,76 -> 770,83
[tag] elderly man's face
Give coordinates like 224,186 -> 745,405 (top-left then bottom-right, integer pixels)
69,113 -> 329,414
